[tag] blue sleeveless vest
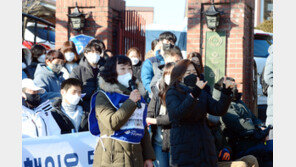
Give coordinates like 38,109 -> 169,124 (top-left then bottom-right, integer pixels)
89,90 -> 147,144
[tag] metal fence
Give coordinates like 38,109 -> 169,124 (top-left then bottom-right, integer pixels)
118,10 -> 146,60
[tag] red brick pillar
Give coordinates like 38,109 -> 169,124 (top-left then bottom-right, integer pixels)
187,0 -> 255,111
55,0 -> 125,51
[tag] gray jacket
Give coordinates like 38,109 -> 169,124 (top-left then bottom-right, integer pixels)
264,45 -> 273,126
33,63 -> 63,102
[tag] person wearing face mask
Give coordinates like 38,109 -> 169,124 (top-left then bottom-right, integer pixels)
213,77 -> 273,167
51,78 -> 86,134
150,46 -> 183,94
69,41 -> 106,130
146,62 -> 176,167
25,44 -> 47,79
22,78 -> 61,138
34,50 -> 65,102
60,41 -> 80,79
165,59 -> 235,167
89,55 -> 155,167
141,31 -> 177,95
127,47 -> 143,82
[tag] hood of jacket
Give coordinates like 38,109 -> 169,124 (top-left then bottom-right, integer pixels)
99,76 -> 146,96
34,63 -> 63,78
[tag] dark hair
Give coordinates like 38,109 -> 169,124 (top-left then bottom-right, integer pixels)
100,55 -> 132,84
22,50 -> 26,63
89,39 -> 106,51
45,49 -> 65,62
60,41 -> 80,62
159,62 -> 176,104
126,47 -> 141,58
31,44 -> 46,61
188,52 -> 204,73
163,46 -> 183,59
159,31 -> 177,43
61,78 -> 83,91
166,59 -> 201,95
84,40 -> 103,55
151,39 -> 159,51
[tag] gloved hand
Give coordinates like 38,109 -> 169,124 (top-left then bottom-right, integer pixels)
218,148 -> 231,161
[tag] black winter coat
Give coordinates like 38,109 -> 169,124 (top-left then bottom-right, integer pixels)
166,84 -> 231,167
51,98 -> 87,134
69,57 -> 106,130
147,84 -> 171,152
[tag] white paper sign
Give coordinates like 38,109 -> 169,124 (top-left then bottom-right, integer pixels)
22,132 -> 98,167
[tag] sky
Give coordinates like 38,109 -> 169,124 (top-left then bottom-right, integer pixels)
125,0 -> 187,26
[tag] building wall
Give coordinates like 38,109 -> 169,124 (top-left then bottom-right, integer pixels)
126,7 -> 154,25
55,0 -> 125,51
187,0 -> 256,112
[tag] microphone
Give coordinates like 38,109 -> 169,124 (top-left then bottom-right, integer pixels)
128,80 -> 142,109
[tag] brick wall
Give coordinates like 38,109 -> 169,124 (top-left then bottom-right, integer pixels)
187,0 -> 255,111
55,0 -> 125,52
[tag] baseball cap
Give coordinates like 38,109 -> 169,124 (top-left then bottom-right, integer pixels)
22,78 -> 45,94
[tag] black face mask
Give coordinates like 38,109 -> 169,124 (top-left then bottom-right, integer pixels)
184,74 -> 197,88
163,43 -> 174,51
25,93 -> 41,108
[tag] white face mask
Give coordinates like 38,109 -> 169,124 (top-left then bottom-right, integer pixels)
65,93 -> 81,105
64,52 -> 75,62
164,75 -> 170,85
38,54 -> 46,63
22,62 -> 27,70
86,52 -> 100,64
130,57 -> 140,65
117,72 -> 132,88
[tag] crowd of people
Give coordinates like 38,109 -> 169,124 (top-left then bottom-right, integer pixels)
22,31 -> 273,167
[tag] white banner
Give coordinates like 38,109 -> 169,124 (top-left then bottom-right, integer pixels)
22,132 -> 99,167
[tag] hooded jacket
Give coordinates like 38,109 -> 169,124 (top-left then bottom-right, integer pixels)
33,63 -> 64,102
50,98 -> 86,134
166,83 -> 232,167
92,77 -> 155,167
141,50 -> 165,93
69,56 -> 106,131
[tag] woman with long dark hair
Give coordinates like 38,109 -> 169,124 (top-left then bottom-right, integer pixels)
89,55 -> 155,167
146,62 -> 176,167
165,59 -> 235,166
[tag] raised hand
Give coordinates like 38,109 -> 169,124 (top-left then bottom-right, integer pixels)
223,77 -> 235,89
196,77 -> 208,89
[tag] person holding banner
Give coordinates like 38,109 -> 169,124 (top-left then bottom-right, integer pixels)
89,55 -> 155,167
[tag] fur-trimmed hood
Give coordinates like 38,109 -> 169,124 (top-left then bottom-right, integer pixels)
99,76 -> 146,96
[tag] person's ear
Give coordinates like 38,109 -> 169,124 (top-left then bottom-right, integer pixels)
60,89 -> 66,97
45,59 -> 51,66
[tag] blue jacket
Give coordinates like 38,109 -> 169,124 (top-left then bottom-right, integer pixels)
34,63 -> 64,102
141,50 -> 165,93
